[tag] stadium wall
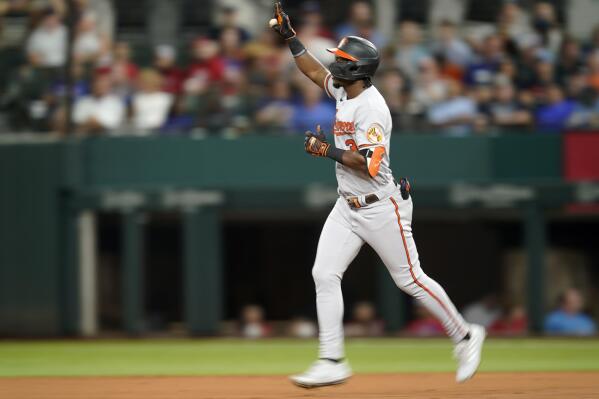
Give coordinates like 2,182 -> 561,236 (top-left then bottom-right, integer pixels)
0,133 -> 592,336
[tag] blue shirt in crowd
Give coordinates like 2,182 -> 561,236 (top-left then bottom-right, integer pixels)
535,100 -> 577,133
544,310 -> 597,335
290,100 -> 335,134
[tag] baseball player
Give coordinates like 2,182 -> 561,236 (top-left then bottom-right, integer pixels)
270,2 -> 485,388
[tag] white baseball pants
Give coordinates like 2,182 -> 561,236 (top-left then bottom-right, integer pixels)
312,188 -> 470,360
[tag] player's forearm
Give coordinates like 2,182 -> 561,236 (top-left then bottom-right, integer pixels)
325,146 -> 367,172
338,150 -> 367,170
306,134 -> 367,172
288,38 -> 328,88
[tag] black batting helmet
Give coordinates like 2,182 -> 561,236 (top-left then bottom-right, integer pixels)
327,36 -> 380,81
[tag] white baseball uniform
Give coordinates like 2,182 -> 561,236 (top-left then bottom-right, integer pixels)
313,73 -> 470,360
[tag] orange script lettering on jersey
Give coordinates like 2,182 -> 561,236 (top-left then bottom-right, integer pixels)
334,120 -> 355,136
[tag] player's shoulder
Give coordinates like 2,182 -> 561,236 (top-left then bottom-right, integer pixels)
356,86 -> 389,115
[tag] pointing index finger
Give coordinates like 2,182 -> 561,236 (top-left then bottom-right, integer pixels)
275,2 -> 283,24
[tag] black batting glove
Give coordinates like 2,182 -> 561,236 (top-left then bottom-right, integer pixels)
305,124 -> 327,142
399,177 -> 412,200
305,125 -> 330,157
272,2 -> 297,40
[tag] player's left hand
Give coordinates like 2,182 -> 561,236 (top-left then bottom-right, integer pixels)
305,125 -> 330,157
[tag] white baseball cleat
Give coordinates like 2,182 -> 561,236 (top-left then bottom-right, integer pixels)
290,359 -> 352,388
454,324 -> 486,383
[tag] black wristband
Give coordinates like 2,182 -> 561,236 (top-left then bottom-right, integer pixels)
288,37 -> 306,58
325,146 -> 345,164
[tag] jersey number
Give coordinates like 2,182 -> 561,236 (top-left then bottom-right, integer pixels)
345,139 -> 357,151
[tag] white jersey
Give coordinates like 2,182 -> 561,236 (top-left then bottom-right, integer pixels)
323,72 -> 395,197
306,74 -> 472,369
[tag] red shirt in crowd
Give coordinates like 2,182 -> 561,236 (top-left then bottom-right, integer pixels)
158,66 -> 185,94
185,56 -> 225,89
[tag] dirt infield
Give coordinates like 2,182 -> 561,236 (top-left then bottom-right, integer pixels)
3,372 -> 598,399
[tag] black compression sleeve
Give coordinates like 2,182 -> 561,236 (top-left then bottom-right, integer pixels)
288,37 -> 306,58
325,146 -> 345,164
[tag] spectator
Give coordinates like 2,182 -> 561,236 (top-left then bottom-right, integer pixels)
497,0 -> 532,44
529,56 -> 556,98
462,294 -> 501,328
498,59 -> 518,84
432,20 -> 472,68
472,83 -> 494,122
161,96 -> 195,134
131,69 -> 173,134
297,15 -> 335,66
220,73 -> 256,136
394,21 -> 430,80
411,57 -> 449,113
220,26 -> 244,63
587,24 -> 599,54
72,74 -> 125,134
485,77 -> 533,129
489,304 -> 527,336
239,304 -> 272,339
464,34 -> 504,86
184,37 -> 225,96
48,62 -> 90,129
243,27 -> 282,85
556,37 -> 584,85
335,0 -> 386,49
300,1 -> 334,40
76,0 -> 115,41
287,317 -> 317,338
376,67 -> 409,129
587,51 -> 599,91
154,45 -> 184,95
544,289 -> 597,336
290,83 -> 335,134
104,41 -> 139,99
567,87 -> 599,129
26,8 -> 67,68
565,68 -> 590,101
514,36 -> 543,89
402,302 -> 444,337
345,301 -> 384,337
2,65 -> 57,131
49,62 -> 90,101
255,78 -> 294,133
209,5 -> 250,44
535,85 -> 577,132
73,11 -> 106,64
531,1 -> 562,55
427,79 -> 478,135
219,27 -> 245,96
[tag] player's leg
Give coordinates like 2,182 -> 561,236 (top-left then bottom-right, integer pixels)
290,199 -> 364,388
361,193 -> 485,382
364,195 -> 469,341
313,199 -> 364,359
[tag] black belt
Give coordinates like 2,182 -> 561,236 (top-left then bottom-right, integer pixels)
346,193 -> 380,209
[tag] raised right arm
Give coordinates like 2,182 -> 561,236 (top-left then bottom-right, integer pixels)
271,2 -> 329,90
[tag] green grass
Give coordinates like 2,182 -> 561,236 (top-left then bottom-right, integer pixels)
0,338 -> 598,377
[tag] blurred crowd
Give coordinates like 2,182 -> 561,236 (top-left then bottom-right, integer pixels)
2,0 -> 599,135
233,287 -> 596,338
